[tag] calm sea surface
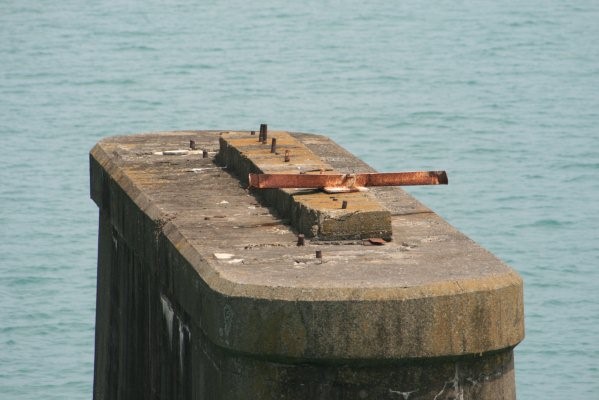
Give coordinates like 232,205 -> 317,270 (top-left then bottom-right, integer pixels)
1,1 -> 598,398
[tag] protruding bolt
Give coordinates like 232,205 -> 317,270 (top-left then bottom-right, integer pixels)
284,150 -> 290,162
341,200 -> 348,209
202,149 -> 208,158
270,137 -> 277,153
251,130 -> 256,135
260,124 -> 267,143
297,234 -> 305,246
315,250 -> 322,259
190,140 -> 196,150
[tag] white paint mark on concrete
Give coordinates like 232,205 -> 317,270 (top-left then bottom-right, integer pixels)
389,388 -> 418,399
214,253 -> 234,260
433,363 -> 463,400
453,363 -> 464,400
179,323 -> 190,373
157,149 -> 189,156
160,294 -> 174,348
188,167 -> 225,173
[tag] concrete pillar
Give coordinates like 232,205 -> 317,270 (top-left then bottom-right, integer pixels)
90,130 -> 524,400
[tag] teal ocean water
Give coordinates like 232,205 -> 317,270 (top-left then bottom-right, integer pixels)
1,1 -> 598,398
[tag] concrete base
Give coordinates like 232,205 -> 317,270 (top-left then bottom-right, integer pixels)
90,131 -> 524,399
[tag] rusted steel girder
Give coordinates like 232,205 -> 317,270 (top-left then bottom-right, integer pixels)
248,171 -> 448,192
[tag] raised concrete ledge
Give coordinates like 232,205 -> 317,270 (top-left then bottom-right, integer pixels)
216,131 -> 392,240
90,130 -> 524,366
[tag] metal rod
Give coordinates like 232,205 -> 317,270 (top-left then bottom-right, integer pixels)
248,171 -> 448,189
297,234 -> 305,246
260,124 -> 267,143
270,138 -> 277,153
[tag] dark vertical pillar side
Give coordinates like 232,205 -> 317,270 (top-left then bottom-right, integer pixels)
93,209 -> 159,400
92,211 -> 112,400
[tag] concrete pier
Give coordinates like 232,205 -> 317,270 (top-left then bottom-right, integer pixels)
90,130 -> 524,399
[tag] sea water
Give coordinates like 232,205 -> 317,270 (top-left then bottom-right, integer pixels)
1,1 -> 598,398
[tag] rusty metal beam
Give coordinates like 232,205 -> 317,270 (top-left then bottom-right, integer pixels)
248,171 -> 448,191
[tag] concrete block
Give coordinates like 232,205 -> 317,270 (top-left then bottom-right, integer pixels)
217,131 -> 392,240
90,130 -> 524,399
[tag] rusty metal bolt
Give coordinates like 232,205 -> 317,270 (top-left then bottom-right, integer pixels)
341,200 -> 348,209
260,123 -> 267,143
190,140 -> 196,150
315,250 -> 322,259
251,130 -> 256,135
270,137 -> 277,153
297,234 -> 305,246
202,149 -> 208,158
284,150 -> 290,162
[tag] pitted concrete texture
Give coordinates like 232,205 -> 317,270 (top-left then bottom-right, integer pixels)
217,131 -> 392,240
90,130 -> 524,399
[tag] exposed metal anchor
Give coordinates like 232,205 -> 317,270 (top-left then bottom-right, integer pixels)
248,171 -> 448,193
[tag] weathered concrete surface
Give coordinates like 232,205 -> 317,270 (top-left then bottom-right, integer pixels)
217,131 -> 392,240
90,130 -> 524,399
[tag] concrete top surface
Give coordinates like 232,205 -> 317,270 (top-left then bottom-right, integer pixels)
90,130 -> 524,359
91,130 -> 519,299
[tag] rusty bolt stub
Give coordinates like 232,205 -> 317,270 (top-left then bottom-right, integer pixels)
368,238 -> 386,246
341,200 -> 348,209
259,124 -> 267,143
284,150 -> 290,162
202,149 -> 209,158
297,234 -> 305,246
251,130 -> 256,135
270,138 -> 277,153
315,250 -> 322,259
190,140 -> 196,150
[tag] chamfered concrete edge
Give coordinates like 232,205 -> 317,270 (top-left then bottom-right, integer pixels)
90,131 -> 525,360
